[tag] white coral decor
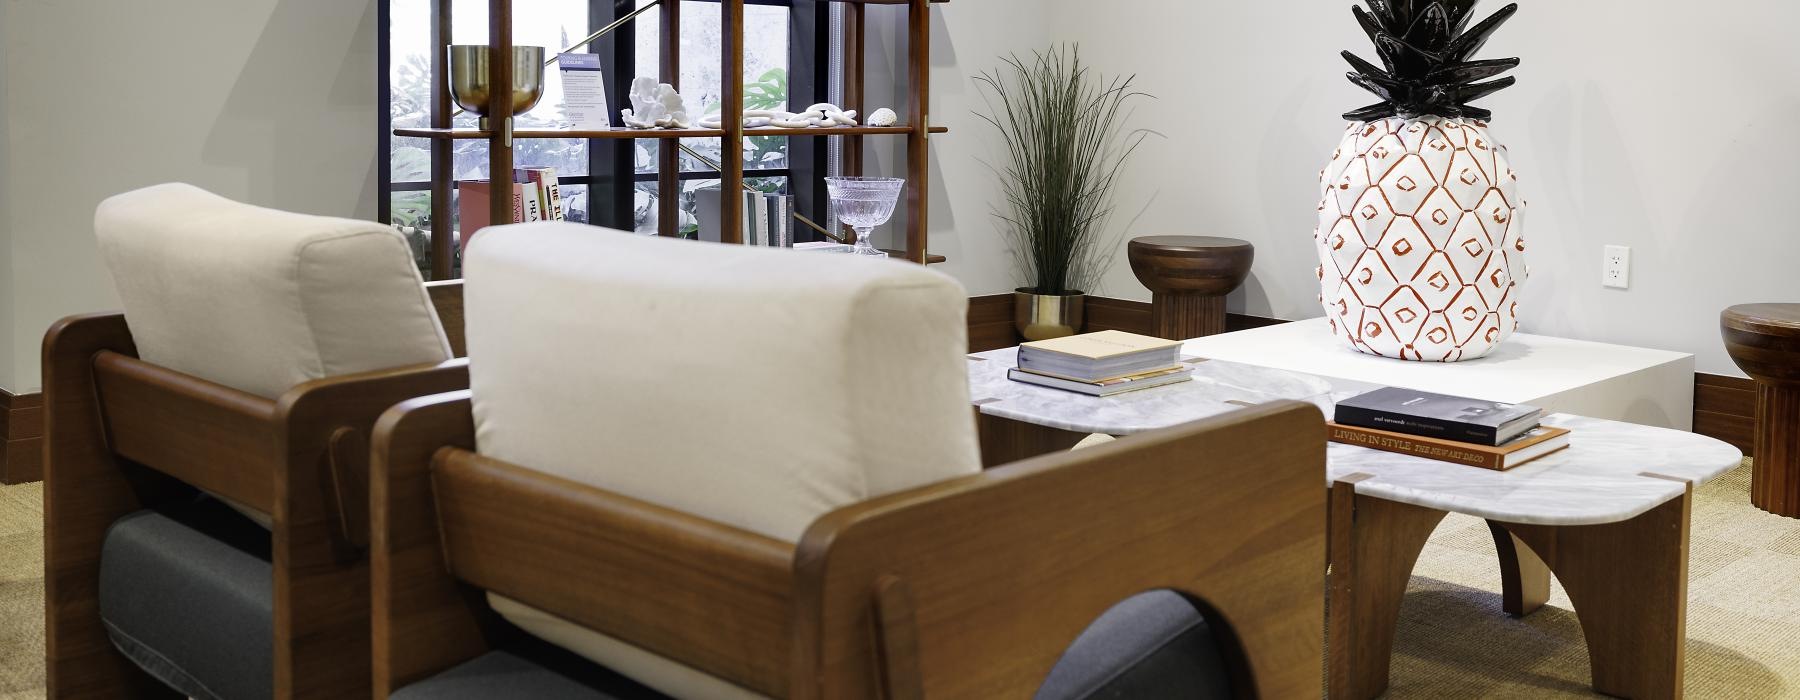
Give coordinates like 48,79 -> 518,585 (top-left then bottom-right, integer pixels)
620,77 -> 690,129
1316,116 -> 1527,362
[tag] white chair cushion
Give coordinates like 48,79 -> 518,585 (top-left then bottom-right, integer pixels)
95,183 -> 452,400
463,221 -> 980,542
462,221 -> 981,697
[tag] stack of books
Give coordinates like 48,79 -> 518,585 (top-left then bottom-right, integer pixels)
696,187 -> 794,247
1007,331 -> 1193,397
1331,387 -> 1569,470
458,167 -> 565,233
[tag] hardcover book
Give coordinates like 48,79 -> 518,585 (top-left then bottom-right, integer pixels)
1019,331 -> 1182,361
1327,423 -> 1570,471
1334,387 -> 1541,446
1007,366 -> 1192,397
1016,331 -> 1184,382
456,179 -> 530,234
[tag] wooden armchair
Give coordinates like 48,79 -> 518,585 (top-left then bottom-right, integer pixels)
370,223 -> 1328,699
44,184 -> 471,699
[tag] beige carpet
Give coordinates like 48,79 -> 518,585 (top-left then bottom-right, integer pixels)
0,482 -> 43,700
1,463 -> 1796,698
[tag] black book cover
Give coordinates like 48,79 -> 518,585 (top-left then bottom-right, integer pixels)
1334,387 -> 1541,446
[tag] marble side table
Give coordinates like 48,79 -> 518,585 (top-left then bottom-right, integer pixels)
1127,236 -> 1254,340
1723,303 -> 1800,517
967,349 -> 1741,699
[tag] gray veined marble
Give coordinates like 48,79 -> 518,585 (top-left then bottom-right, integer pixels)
969,349 -> 1743,527
1329,414 -> 1742,526
968,348 -> 1334,435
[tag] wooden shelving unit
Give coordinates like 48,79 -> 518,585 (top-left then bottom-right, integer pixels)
410,0 -> 946,279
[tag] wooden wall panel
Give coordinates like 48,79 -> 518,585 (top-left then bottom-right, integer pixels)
967,295 -> 1017,353
0,390 -> 44,484
1695,373 -> 1756,454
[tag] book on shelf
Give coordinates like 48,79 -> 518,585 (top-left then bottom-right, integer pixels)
1334,386 -> 1542,446
520,181 -> 543,222
696,186 -> 794,246
515,167 -> 564,220
1007,366 -> 1193,397
458,169 -> 561,233
1016,330 -> 1185,382
1327,422 -> 1571,471
456,180 -> 525,234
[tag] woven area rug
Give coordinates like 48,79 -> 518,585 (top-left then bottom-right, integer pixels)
0,482 -> 43,700
0,461 -> 1795,698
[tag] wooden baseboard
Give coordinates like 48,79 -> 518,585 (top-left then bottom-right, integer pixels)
0,388 -> 44,485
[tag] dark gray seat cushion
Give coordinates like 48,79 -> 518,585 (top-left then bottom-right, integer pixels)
398,590 -> 1228,699
99,497 -> 273,700
1036,589 -> 1234,700
393,635 -> 666,700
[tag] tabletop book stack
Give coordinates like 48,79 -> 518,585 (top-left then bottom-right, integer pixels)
1331,387 -> 1569,471
1008,331 -> 1193,397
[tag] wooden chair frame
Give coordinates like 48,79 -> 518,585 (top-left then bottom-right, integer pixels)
371,394 -> 1327,699
43,281 -> 470,700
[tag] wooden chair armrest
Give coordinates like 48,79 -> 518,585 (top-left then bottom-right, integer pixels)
790,401 -> 1329,699
46,310 -> 470,699
42,313 -> 174,699
370,390 -> 488,696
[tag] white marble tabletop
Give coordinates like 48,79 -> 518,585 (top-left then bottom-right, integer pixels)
969,348 -> 1743,527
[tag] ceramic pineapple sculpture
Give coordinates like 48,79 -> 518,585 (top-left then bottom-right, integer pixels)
1317,1 -> 1525,362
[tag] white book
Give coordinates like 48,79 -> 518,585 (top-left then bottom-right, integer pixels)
542,167 -> 563,220
520,181 -> 542,222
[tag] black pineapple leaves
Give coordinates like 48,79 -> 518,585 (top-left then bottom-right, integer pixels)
1341,1 -> 1520,121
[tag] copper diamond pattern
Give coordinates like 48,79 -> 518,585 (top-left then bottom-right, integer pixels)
1317,117 -> 1526,362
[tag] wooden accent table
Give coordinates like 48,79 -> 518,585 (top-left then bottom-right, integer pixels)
1126,236 -> 1254,340
1723,303 -> 1800,517
967,347 -> 1742,699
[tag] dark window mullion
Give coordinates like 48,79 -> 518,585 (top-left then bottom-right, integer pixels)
590,0 -> 637,229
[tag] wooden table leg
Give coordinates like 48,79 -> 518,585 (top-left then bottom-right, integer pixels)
973,411 -> 1089,468
1328,478 -> 1448,700
1504,485 -> 1692,700
1488,519 -> 1551,617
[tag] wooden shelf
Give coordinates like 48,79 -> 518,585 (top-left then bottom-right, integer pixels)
395,125 -> 946,140
415,0 -> 941,274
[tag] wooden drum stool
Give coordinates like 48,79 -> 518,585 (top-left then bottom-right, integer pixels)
1127,236 -> 1255,340
1723,303 -> 1800,517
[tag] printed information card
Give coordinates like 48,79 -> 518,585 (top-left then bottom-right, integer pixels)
559,53 -> 610,130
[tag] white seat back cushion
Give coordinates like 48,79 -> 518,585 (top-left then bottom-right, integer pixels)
464,221 -> 980,542
95,183 -> 452,400
463,222 -> 981,698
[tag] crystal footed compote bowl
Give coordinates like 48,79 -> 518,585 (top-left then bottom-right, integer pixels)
825,177 -> 904,258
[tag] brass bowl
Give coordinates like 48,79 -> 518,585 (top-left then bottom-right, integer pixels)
448,45 -> 546,127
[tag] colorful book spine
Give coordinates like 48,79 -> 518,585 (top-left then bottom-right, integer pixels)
1325,423 -> 1569,471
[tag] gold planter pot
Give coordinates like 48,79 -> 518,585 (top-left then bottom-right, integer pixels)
1014,290 -> 1086,342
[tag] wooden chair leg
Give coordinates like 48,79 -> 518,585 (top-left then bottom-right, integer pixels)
1488,520 -> 1551,617
1505,487 -> 1691,700
1327,478 -> 1448,700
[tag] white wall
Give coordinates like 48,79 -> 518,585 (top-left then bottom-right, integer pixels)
0,2 -> 15,393
860,0 -> 1050,297
1022,0 -> 1800,376
0,0 -> 381,393
901,0 -> 1799,376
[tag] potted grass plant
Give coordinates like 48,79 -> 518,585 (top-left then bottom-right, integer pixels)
977,44 -> 1151,341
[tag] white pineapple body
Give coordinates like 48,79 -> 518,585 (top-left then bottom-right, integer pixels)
1316,116 -> 1526,362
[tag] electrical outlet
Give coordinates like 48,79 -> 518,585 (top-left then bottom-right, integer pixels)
1603,245 -> 1631,289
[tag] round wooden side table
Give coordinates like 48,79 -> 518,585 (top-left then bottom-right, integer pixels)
1722,303 -> 1800,517
1127,236 -> 1255,340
